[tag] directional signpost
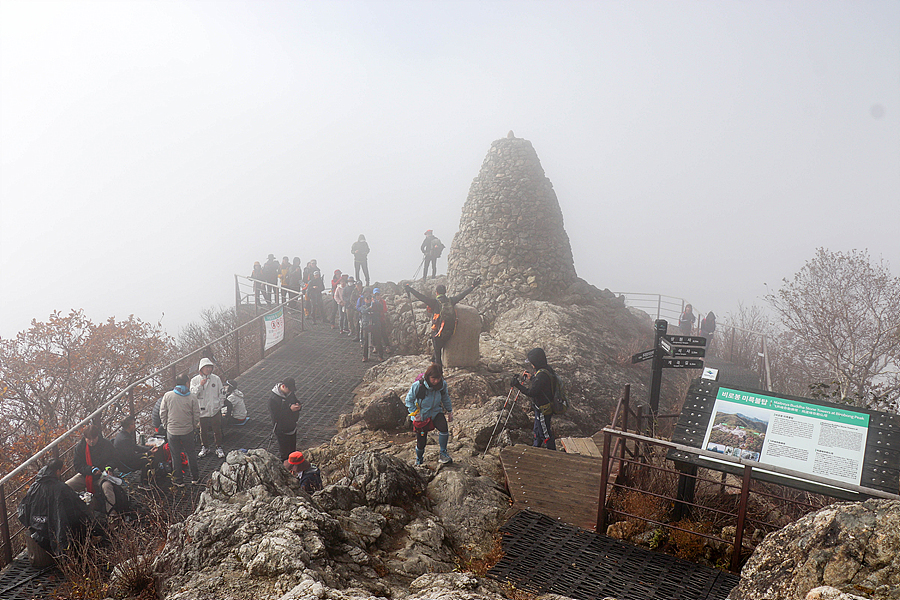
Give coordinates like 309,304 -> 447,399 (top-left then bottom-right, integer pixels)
634,319 -> 707,413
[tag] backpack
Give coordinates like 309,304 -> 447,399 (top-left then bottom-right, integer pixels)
537,369 -> 569,415
431,295 -> 457,339
430,237 -> 445,258
298,466 -> 323,493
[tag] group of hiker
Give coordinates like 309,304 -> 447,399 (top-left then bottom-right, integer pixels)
678,304 -> 717,345
18,228 -> 577,563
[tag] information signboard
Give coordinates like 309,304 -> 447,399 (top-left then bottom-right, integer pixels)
701,387 -> 870,487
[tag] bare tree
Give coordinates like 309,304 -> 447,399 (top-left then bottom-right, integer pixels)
767,248 -> 900,410
176,305 -> 239,377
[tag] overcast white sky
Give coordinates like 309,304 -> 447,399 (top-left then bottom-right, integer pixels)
1,0 -> 898,340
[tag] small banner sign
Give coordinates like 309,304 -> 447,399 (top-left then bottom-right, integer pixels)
264,308 -> 285,351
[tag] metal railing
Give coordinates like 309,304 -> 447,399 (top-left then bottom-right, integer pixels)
614,292 -> 688,323
595,427 -> 900,572
0,295 -> 298,567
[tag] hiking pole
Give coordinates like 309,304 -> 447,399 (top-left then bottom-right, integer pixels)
412,256 -> 426,281
482,387 -> 521,458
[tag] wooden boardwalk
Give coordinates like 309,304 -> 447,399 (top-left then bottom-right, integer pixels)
500,445 -> 604,531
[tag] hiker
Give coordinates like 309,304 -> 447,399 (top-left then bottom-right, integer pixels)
334,273 -> 350,334
346,279 -> 363,341
18,458 -> 96,558
357,289 -> 385,362
284,451 -> 323,493
262,253 -> 280,304
420,229 -> 444,282
159,373 -> 201,487
511,348 -> 558,451
222,380 -> 249,426
351,234 -> 371,286
279,256 -> 291,303
191,357 -> 226,459
113,416 -> 154,476
679,304 -> 695,335
405,363 -> 454,466
66,425 -> 123,514
700,311 -> 716,343
403,277 -> 481,366
306,269 -> 324,323
251,261 -> 264,305
328,270 -> 342,328
373,287 -> 391,353
285,257 -> 303,308
269,377 -> 302,461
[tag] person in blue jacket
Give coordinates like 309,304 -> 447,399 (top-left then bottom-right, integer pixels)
405,363 -> 453,466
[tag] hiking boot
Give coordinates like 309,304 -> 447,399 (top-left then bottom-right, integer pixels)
415,447 -> 425,466
215,447 -> 225,458
198,446 -> 209,458
438,450 -> 453,465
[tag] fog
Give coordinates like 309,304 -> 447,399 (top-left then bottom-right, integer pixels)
1,1 -> 897,340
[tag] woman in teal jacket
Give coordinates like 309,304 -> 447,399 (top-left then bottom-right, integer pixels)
405,363 -> 453,466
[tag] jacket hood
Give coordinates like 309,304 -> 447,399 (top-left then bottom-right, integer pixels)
272,383 -> 287,397
36,464 -> 57,481
527,348 -> 548,370
198,357 -> 215,371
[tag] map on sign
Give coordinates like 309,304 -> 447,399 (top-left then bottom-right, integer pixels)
701,387 -> 870,487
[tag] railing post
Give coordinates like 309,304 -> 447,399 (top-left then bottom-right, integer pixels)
731,464 -> 754,571
0,482 -> 12,567
596,431 -> 612,532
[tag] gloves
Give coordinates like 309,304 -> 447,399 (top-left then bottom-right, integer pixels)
91,467 -> 101,476
510,375 -> 520,388
415,383 -> 428,400
404,284 -> 413,292
472,277 -> 482,287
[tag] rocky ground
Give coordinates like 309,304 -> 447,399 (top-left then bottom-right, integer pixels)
144,281 -> 900,600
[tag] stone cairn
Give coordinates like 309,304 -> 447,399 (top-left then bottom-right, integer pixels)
447,132 -> 577,322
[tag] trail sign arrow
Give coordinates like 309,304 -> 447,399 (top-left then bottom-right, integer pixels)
631,349 -> 656,364
667,335 -> 706,346
672,346 -> 705,357
662,358 -> 704,369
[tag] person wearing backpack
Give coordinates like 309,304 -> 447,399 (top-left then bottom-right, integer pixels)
405,363 -> 454,466
420,229 -> 444,282
403,277 -> 481,366
351,234 -> 371,287
511,348 -> 559,451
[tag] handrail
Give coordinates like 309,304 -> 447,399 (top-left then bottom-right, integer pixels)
0,300 -> 289,489
600,428 -> 900,501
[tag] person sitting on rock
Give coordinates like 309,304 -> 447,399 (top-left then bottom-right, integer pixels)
283,451 -> 323,493
113,416 -> 154,478
66,425 -> 123,515
405,363 -> 454,466
222,380 -> 249,426
511,348 -> 558,451
404,278 -> 481,366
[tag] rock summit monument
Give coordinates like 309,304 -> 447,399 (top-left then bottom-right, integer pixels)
448,133 -> 577,316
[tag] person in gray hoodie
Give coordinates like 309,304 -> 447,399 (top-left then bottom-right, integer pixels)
159,373 -> 201,487
191,357 -> 225,458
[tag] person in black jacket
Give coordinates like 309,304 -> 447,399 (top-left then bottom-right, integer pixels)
511,348 -> 557,451
268,377 -> 302,460
113,416 -> 154,476
18,459 -> 95,556
404,278 -> 481,366
65,425 -> 122,514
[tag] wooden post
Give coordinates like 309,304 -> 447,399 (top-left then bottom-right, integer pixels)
596,431 -> 612,532
0,482 -> 12,567
731,464 -> 754,571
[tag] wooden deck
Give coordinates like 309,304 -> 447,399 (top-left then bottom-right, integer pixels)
500,445 -> 603,531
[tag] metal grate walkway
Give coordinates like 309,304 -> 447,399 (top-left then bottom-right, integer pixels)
0,320 -> 371,599
488,510 -> 740,600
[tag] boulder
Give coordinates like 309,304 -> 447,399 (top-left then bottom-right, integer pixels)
728,499 -> 900,600
361,391 -> 406,430
444,304 -> 481,368
347,450 -> 427,506
427,464 -> 510,553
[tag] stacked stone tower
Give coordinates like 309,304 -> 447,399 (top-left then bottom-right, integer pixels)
448,133 -> 577,308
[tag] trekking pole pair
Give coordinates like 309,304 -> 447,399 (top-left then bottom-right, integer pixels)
482,386 -> 521,458
412,256 -> 427,281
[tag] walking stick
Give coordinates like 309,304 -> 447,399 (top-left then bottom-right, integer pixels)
412,255 -> 427,281
482,387 -> 521,458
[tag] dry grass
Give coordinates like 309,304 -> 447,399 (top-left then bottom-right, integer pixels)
456,534 -> 504,576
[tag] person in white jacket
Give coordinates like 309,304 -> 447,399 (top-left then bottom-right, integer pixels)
191,357 -> 225,458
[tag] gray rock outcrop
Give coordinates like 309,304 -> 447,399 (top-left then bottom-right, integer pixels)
728,499 -> 900,600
